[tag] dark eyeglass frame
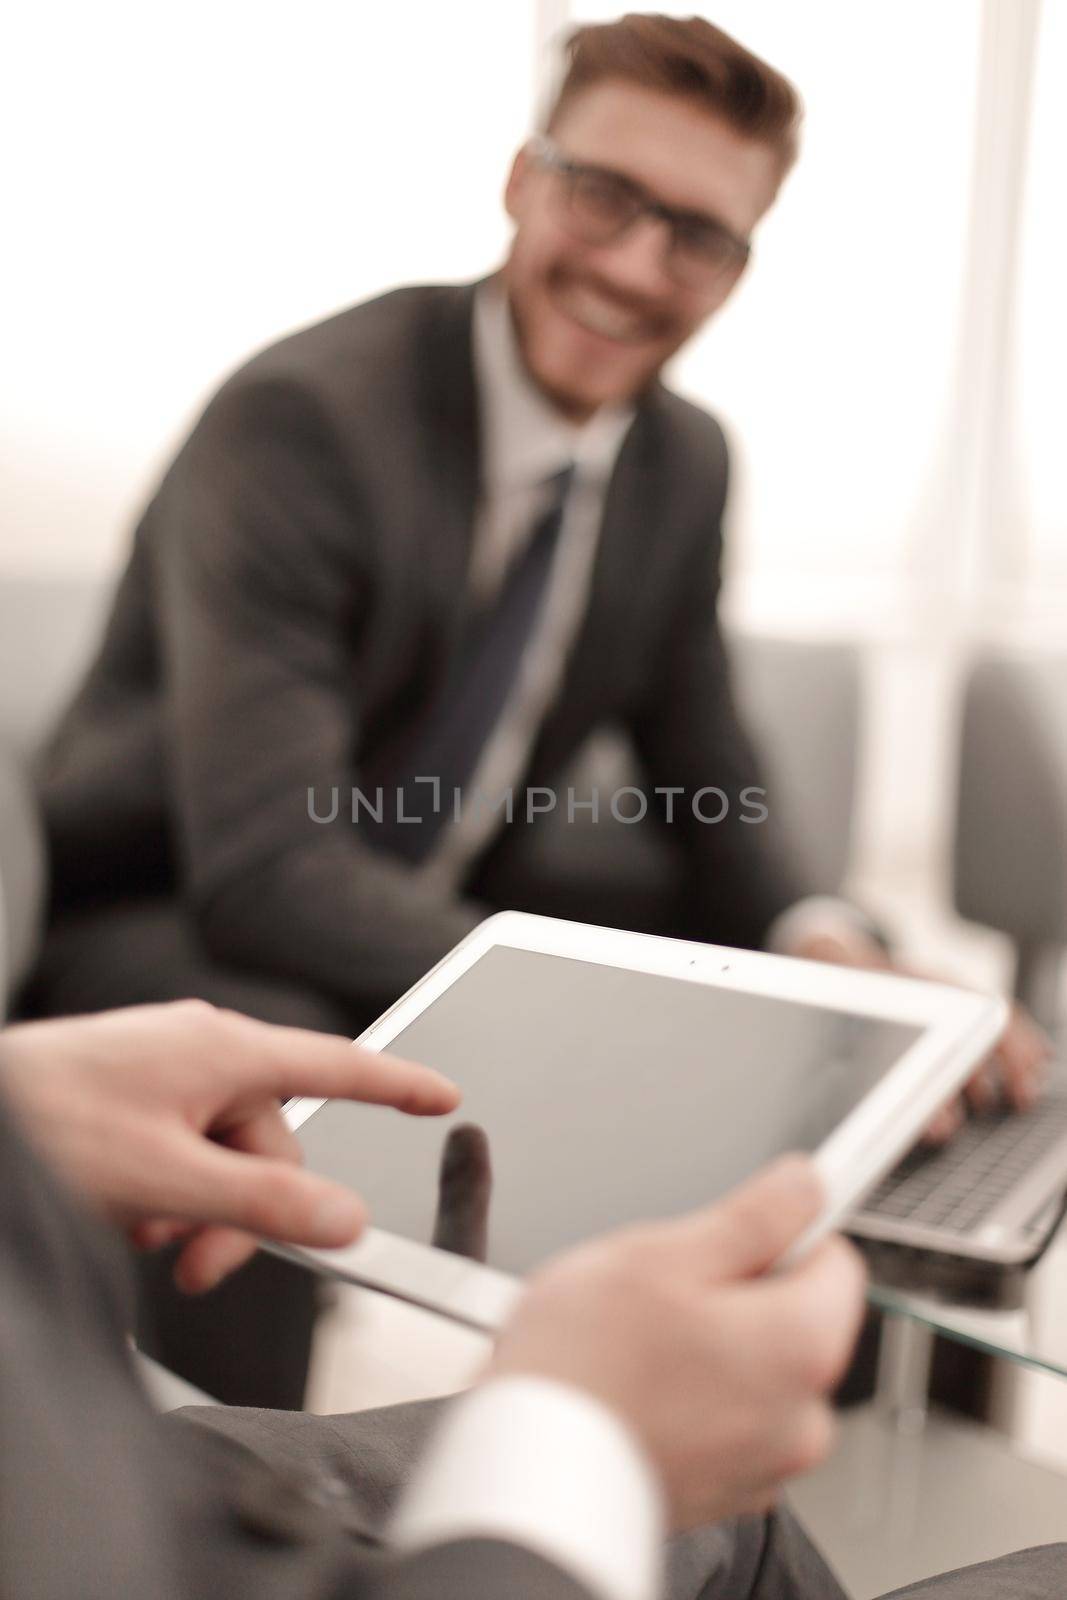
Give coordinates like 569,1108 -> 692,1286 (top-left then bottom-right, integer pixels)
529,134 -> 752,290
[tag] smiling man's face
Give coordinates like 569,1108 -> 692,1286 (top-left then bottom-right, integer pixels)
502,80 -> 784,420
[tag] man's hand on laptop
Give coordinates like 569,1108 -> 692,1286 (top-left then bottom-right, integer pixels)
0,1001 -> 460,1292
490,1155 -> 867,1531
789,925 -> 1051,1141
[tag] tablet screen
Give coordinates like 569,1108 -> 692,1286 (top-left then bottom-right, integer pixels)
297,946 -> 921,1274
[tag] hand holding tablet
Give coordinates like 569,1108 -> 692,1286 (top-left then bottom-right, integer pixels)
488,1153 -> 867,1531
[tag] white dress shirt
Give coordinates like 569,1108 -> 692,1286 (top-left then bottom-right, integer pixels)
391,1376 -> 664,1600
419,278 -> 634,891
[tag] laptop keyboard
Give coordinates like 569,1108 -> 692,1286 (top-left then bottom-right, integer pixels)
863,1090 -> 1067,1235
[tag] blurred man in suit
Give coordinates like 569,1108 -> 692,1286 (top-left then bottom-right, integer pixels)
23,9 -> 1043,1411
25,16 -> 1042,1089
3,999 -> 1060,1599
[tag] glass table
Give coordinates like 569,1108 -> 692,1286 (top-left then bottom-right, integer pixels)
787,1221 -> 1067,1592
872,1279 -> 1067,1382
865,1218 -> 1067,1437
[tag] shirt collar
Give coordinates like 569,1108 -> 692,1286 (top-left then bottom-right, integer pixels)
472,278 -> 634,494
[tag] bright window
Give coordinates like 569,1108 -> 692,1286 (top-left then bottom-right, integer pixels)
564,3 -> 989,627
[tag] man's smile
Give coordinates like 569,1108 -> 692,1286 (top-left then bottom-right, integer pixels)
548,272 -> 668,348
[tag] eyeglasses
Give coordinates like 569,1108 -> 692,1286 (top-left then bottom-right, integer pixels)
529,135 -> 752,291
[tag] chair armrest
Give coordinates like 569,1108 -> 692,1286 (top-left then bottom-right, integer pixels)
953,651 -> 1067,947
730,634 -> 862,896
0,736 -> 46,1016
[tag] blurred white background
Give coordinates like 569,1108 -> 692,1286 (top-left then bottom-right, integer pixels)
1,1 -> 537,577
1,0 -> 1063,941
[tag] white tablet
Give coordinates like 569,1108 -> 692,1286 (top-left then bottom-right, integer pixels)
283,912 -> 1006,1330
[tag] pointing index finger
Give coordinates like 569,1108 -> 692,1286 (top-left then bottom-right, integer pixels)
226,1017 -> 461,1115
335,1044 -> 461,1115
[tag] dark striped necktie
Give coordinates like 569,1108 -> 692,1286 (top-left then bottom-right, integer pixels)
372,463 -> 575,863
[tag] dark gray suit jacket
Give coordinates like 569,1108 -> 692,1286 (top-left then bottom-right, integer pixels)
38,281 -> 802,1019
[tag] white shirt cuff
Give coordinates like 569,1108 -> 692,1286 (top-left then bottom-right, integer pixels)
765,894 -> 882,960
389,1376 -> 664,1600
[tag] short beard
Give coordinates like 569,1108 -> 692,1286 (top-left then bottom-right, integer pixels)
504,277 -> 665,421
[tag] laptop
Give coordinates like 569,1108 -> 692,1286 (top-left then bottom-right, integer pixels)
848,1056 -> 1067,1300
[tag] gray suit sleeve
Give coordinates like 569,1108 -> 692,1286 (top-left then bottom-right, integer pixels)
369,1540 -> 595,1600
875,1545 -> 1067,1600
152,376 -> 484,1017
167,1397 -> 1067,1600
171,1401 -> 842,1600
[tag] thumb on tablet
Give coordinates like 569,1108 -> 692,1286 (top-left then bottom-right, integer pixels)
674,1155 -> 825,1282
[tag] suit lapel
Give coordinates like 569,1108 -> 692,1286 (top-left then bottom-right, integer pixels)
413,282 -> 483,656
